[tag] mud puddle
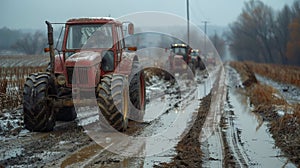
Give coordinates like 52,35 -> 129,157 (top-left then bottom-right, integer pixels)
223,65 -> 296,167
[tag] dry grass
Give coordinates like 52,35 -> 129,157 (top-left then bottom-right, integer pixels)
244,61 -> 300,87
0,66 -> 46,111
248,83 -> 287,107
230,61 -> 300,165
269,108 -> 300,165
229,61 -> 249,82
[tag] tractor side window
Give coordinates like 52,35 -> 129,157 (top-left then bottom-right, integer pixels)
66,26 -> 82,49
117,26 -> 125,49
101,50 -> 114,71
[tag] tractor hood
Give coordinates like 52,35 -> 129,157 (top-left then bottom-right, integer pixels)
65,51 -> 102,67
174,55 -> 184,59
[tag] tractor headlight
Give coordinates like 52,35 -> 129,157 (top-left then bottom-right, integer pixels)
57,75 -> 66,85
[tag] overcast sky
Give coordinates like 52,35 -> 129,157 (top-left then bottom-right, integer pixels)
0,0 -> 295,30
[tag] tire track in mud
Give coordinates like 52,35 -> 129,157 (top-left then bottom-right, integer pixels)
0,121 -> 92,167
220,64 -> 251,167
200,65 -> 226,168
0,73 -> 202,168
220,88 -> 250,167
155,93 -> 211,168
58,81 -> 199,167
222,63 -> 298,168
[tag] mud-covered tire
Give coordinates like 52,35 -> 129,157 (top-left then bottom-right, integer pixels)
189,62 -> 196,75
97,74 -> 129,131
199,60 -> 206,71
56,107 -> 77,121
23,73 -> 55,132
129,61 -> 146,122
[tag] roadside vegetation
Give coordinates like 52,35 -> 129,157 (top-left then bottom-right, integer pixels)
227,0 -> 300,66
230,61 -> 300,165
245,61 -> 300,87
0,55 -> 47,112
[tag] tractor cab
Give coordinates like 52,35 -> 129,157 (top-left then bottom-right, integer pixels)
168,43 -> 191,73
170,44 -> 190,63
190,49 -> 201,64
191,49 -> 200,58
51,17 -> 132,88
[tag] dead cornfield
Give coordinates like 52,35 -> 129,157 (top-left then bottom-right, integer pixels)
0,66 -> 46,111
244,61 -> 300,87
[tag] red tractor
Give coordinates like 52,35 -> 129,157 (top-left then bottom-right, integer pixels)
168,43 -> 193,74
190,49 -> 206,71
23,18 -> 145,132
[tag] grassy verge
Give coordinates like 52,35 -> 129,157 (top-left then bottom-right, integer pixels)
230,61 -> 300,165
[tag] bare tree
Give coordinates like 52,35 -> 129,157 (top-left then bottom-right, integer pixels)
210,32 -> 226,59
273,5 -> 292,64
12,31 -> 47,55
227,0 -> 277,63
286,1 -> 300,65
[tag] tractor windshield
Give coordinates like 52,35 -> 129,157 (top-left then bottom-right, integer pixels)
172,47 -> 187,56
66,24 -> 113,49
172,47 -> 188,61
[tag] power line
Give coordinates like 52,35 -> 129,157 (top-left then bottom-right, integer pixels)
187,0 -> 190,45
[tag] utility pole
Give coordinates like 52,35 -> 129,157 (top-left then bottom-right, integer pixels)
186,0 -> 190,45
186,0 -> 190,46
202,21 -> 209,56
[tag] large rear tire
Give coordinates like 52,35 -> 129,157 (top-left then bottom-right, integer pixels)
97,74 -> 129,131
23,73 -> 55,132
129,61 -> 146,122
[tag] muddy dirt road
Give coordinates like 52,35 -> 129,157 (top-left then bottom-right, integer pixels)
0,67 -> 212,167
0,64 -> 299,167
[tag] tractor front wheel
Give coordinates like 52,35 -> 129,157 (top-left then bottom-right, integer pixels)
97,74 -> 129,132
23,73 -> 55,132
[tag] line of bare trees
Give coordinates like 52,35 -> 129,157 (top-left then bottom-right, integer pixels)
12,31 -> 47,55
0,27 -> 47,55
226,0 -> 300,65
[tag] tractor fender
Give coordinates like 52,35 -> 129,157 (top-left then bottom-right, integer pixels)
117,51 -> 138,75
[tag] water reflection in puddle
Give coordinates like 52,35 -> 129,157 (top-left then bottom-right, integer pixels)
225,85 -> 296,167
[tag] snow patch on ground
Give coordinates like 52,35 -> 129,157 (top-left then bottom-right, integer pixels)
0,107 -> 23,138
256,74 -> 300,104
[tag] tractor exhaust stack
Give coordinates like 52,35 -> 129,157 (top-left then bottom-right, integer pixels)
45,21 -> 55,74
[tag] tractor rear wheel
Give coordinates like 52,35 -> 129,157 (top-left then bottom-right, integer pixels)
129,61 -> 146,122
97,74 -> 129,131
23,73 -> 55,132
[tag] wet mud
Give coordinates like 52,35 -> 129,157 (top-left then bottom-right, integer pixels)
155,93 -> 211,168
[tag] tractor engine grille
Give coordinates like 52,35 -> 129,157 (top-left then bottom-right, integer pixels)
174,58 -> 182,66
67,67 -> 89,85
